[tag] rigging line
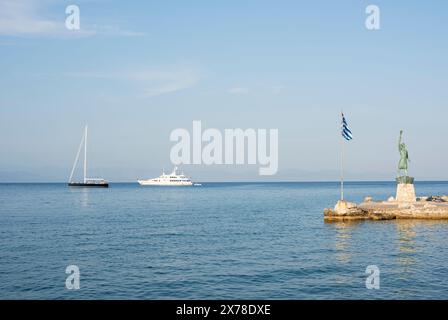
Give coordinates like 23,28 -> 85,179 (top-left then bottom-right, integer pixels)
68,130 -> 85,183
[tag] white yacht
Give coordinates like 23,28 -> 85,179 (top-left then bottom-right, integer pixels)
138,167 -> 193,186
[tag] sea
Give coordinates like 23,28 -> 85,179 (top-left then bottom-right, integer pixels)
0,181 -> 447,299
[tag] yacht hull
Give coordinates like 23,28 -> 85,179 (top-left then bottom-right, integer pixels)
68,183 -> 109,188
137,181 -> 192,186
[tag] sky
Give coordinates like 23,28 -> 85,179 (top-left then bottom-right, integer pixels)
0,0 -> 447,182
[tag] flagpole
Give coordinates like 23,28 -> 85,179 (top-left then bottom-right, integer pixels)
340,112 -> 344,201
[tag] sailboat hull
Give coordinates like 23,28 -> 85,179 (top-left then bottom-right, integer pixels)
68,182 -> 109,188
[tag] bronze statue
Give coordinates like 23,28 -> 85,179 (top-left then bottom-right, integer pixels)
398,130 -> 409,177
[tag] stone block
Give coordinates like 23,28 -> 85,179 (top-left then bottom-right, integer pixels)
396,182 -> 416,203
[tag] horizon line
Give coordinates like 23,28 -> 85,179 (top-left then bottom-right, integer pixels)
1,180 -> 448,184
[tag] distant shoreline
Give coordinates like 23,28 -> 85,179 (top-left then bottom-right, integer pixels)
2,181 -> 448,184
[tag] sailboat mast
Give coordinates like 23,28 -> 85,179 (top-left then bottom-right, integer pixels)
84,125 -> 88,183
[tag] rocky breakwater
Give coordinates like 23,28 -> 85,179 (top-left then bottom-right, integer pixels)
324,196 -> 448,221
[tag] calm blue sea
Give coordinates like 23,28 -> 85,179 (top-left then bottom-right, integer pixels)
0,181 -> 448,300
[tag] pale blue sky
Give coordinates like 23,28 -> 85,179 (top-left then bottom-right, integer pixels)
0,0 -> 447,182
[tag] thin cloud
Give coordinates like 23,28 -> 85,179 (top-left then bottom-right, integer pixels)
87,24 -> 146,38
271,85 -> 286,95
66,68 -> 201,98
0,0 -> 60,36
227,85 -> 286,95
138,70 -> 199,97
0,0 -> 144,38
228,87 -> 249,95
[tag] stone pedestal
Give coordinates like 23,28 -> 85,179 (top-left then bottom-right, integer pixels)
396,176 -> 416,203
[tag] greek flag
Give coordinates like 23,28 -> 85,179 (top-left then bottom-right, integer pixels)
341,113 -> 353,141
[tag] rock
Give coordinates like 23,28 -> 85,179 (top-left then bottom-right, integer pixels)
387,196 -> 395,202
324,200 -> 370,220
398,203 -> 412,209
325,196 -> 448,221
427,196 -> 446,203
334,200 -> 358,214
364,196 -> 373,203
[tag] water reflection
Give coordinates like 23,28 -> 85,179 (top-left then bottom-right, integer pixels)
328,219 -> 446,286
80,188 -> 90,207
395,220 -> 418,276
394,219 -> 448,280
325,221 -> 362,286
328,221 -> 362,264
68,187 -> 90,207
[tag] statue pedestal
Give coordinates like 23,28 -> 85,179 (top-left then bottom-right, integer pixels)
396,176 -> 416,203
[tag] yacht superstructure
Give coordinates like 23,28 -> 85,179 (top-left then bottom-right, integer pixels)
138,167 -> 193,186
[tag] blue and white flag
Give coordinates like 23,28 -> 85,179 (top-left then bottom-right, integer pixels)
341,113 -> 353,141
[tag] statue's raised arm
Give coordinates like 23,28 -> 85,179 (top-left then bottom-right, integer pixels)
398,130 -> 403,150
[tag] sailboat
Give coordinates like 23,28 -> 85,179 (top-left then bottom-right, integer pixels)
68,125 -> 109,188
